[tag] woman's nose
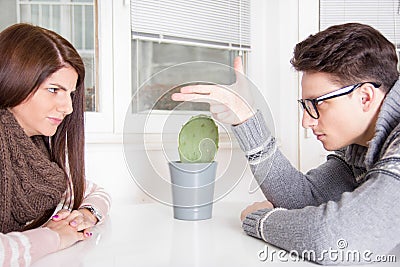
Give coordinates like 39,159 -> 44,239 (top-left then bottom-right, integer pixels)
57,94 -> 73,115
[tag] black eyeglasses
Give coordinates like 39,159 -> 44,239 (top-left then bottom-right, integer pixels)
298,82 -> 381,119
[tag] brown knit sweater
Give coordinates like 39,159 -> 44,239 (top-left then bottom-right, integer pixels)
0,109 -> 67,233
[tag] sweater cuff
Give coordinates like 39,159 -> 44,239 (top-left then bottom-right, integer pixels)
242,207 -> 287,241
231,110 -> 274,153
242,208 -> 271,239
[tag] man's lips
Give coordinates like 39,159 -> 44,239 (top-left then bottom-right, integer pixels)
314,132 -> 325,140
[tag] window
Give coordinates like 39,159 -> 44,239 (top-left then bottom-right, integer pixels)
125,0 -> 251,133
12,0 -> 114,134
17,0 -> 97,112
132,40 -> 241,113
320,0 -> 400,50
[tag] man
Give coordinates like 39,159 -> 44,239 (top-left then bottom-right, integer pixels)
172,23 -> 400,264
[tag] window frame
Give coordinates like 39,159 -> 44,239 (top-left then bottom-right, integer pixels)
85,0 -> 114,135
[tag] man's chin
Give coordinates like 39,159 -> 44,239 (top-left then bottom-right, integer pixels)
322,145 -> 334,151
321,141 -> 347,151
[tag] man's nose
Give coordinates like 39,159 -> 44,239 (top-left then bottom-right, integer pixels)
301,109 -> 318,128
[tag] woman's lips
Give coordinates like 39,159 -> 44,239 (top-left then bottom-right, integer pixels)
48,117 -> 63,125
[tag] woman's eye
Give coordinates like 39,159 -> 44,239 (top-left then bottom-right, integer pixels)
47,88 -> 59,93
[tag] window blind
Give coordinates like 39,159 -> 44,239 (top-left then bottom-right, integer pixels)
130,0 -> 250,51
320,0 -> 400,46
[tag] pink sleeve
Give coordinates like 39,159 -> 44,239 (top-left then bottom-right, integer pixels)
0,227 -> 59,266
79,179 -> 111,224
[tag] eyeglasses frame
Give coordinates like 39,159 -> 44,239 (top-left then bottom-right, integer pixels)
298,82 -> 381,119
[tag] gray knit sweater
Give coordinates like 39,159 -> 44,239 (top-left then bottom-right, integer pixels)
232,79 -> 400,265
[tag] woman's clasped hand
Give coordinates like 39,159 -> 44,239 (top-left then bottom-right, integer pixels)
44,208 -> 98,250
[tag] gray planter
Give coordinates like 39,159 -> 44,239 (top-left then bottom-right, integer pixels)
169,161 -> 217,220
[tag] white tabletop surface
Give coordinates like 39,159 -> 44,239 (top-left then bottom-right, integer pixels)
32,202 -> 399,267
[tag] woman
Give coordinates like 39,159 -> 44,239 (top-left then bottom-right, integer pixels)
0,23 -> 111,266
172,23 -> 400,264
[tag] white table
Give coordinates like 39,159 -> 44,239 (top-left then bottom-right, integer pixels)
32,202 -> 399,267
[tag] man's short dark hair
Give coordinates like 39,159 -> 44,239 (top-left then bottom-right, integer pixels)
291,23 -> 399,92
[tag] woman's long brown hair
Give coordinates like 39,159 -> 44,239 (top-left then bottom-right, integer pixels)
0,23 -> 86,229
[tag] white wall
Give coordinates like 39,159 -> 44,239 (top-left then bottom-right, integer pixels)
85,0 -> 326,206
248,0 -> 300,166
0,0 -> 17,30
297,0 -> 329,172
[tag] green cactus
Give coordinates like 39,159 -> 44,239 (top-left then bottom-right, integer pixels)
178,115 -> 219,163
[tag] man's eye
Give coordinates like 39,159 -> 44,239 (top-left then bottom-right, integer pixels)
47,88 -> 59,93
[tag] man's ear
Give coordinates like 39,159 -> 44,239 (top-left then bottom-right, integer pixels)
359,83 -> 382,112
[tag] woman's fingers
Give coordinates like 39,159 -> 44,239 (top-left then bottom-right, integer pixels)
51,209 -> 96,232
64,210 -> 83,227
83,228 -> 94,238
64,210 -> 89,230
52,209 -> 71,221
